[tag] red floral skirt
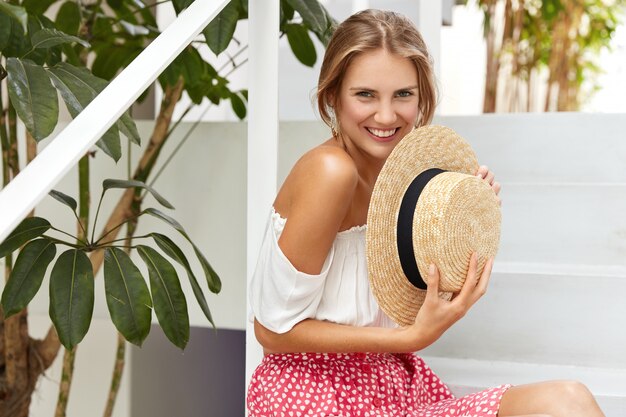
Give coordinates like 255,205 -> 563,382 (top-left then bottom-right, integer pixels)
247,352 -> 511,417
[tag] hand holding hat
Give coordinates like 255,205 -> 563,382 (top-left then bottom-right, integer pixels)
366,125 -> 501,326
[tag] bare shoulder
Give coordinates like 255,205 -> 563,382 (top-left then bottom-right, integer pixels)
294,144 -> 358,194
275,143 -> 358,215
274,143 -> 358,274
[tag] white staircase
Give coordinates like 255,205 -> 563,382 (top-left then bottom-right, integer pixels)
418,113 -> 626,417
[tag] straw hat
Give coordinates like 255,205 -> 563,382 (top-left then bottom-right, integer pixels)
366,125 -> 501,326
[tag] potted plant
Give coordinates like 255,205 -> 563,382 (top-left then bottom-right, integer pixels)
0,0 -> 335,415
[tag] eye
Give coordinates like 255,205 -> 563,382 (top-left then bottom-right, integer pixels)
355,91 -> 374,98
396,90 -> 414,98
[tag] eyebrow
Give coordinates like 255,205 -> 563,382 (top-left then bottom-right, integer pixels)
348,85 -> 419,92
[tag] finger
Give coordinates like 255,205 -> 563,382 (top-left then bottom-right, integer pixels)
476,165 -> 488,179
458,252 -> 478,300
485,171 -> 495,185
492,181 -> 501,196
474,257 -> 494,299
426,263 -> 441,301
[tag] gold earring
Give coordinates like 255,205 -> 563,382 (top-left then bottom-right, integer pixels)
330,114 -> 339,137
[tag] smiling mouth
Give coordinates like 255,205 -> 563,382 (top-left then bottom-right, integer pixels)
366,127 -> 398,138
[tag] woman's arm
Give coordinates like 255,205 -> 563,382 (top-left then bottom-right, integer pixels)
256,253 -> 494,354
259,146 -> 494,354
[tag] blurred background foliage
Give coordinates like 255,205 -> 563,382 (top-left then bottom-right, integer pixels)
460,0 -> 626,112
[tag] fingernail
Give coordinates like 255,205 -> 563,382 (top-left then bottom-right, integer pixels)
429,264 -> 435,275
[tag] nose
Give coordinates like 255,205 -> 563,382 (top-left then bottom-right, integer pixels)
374,101 -> 397,125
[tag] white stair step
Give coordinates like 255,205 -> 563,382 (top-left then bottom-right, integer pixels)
422,356 -> 626,417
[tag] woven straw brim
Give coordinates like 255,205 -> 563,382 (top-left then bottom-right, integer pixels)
366,125 -> 500,327
413,172 -> 501,293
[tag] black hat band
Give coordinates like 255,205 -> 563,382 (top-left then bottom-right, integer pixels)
396,168 -> 446,290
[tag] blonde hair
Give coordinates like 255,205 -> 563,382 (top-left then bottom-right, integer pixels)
317,9 -> 437,130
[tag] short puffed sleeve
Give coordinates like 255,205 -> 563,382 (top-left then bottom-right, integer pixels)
249,211 -> 334,334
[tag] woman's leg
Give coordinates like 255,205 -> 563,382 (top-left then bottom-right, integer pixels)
498,380 -> 604,417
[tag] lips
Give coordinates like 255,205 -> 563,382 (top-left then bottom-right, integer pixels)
366,127 -> 399,142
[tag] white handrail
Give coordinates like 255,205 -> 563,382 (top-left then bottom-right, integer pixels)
0,0 -> 229,243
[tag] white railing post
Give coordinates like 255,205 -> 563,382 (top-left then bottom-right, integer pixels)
0,0 -> 229,243
418,0 -> 442,81
246,0 -> 280,398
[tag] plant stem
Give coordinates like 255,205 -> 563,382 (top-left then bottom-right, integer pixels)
102,333 -> 126,417
78,156 -> 91,240
48,227 -> 84,245
98,234 -> 150,246
2,79 -> 34,417
41,235 -> 83,249
91,190 -> 105,244
54,347 -> 76,417
7,99 -> 19,176
1,80 -> 11,186
88,78 -> 185,273
93,212 -> 142,246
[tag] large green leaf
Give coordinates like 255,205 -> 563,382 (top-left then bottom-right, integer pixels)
138,245 -> 189,349
0,13 -> 11,51
49,189 -> 78,212
172,0 -> 194,14
0,2 -> 27,32
3,18 -> 29,57
284,0 -> 328,34
0,217 -> 52,258
229,90 -> 247,119
92,43 -> 142,81
104,247 -> 152,346
55,1 -> 81,36
143,208 -> 221,294
238,0 -> 248,16
31,28 -> 90,50
22,0 -> 56,15
285,23 -> 317,67
106,0 -> 123,10
7,58 -> 59,141
280,0 -> 295,24
203,0 -> 239,56
47,63 -> 123,161
1,239 -> 56,317
102,179 -> 174,209
318,7 -> 337,46
52,60 -> 141,145
183,48 -> 206,87
117,111 -> 141,146
49,249 -> 95,350
151,233 -> 214,326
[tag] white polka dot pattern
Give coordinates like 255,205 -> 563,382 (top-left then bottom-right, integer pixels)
247,353 -> 511,416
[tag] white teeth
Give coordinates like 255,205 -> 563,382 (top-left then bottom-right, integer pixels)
368,128 -> 396,138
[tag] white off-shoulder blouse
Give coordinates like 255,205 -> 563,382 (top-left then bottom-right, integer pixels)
249,208 -> 396,334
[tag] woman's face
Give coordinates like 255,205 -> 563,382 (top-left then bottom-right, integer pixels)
335,48 -> 420,162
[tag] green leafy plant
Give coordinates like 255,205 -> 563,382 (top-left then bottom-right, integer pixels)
0,0 -> 336,416
0,180 -> 220,351
476,0 -> 626,112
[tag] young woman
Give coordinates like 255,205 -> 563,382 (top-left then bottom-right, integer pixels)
247,9 -> 605,417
